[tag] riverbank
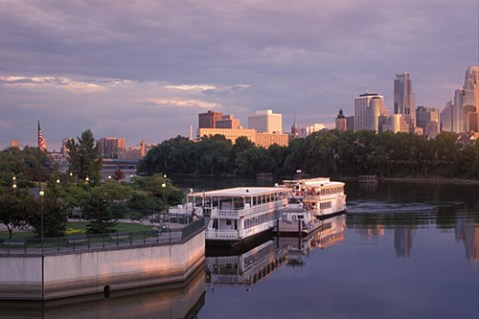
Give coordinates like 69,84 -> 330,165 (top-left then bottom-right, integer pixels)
382,177 -> 479,185
339,175 -> 479,185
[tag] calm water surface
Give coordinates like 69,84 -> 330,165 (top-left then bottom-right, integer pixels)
2,179 -> 478,319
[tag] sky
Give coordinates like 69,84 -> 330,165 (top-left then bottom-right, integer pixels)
1,0 -> 478,151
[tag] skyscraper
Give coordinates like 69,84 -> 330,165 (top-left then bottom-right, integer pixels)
452,66 -> 479,133
416,106 -> 439,138
354,93 -> 385,132
394,73 -> 415,131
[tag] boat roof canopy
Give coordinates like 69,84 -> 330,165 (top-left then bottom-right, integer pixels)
188,187 -> 284,198
283,177 -> 344,188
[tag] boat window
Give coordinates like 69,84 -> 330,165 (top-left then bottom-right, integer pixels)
320,202 -> 332,209
289,197 -> 302,204
212,219 -> 218,229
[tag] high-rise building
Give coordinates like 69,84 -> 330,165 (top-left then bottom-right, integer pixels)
248,110 -> 282,133
416,106 -> 439,138
198,110 -> 223,129
98,137 -> 126,159
354,93 -> 386,132
346,116 -> 355,130
440,100 -> 454,132
451,66 -> 479,133
382,114 -> 409,133
335,109 -> 347,131
394,72 -> 416,131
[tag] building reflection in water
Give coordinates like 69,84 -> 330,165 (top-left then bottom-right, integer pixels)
0,265 -> 206,319
455,218 -> 479,262
394,226 -> 415,258
205,214 -> 346,290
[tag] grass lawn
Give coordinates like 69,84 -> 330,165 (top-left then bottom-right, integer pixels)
0,221 -> 154,240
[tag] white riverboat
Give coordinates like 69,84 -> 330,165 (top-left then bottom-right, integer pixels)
280,177 -> 347,226
175,187 -> 289,248
275,195 -> 323,236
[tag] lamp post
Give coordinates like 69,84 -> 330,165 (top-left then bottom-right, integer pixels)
39,190 -> 45,242
12,176 -> 17,194
161,183 -> 166,224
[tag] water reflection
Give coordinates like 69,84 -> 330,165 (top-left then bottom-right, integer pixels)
347,200 -> 478,262
0,266 -> 205,319
455,218 -> 479,262
205,214 -> 346,289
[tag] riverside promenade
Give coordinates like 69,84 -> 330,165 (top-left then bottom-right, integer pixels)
0,219 -> 205,301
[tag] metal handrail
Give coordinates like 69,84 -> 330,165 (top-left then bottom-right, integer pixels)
0,218 -> 205,256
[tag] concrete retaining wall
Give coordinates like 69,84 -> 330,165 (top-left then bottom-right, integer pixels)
0,231 -> 205,300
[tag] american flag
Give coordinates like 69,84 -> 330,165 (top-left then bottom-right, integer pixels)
37,120 -> 47,152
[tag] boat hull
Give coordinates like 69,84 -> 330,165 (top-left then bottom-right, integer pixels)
205,228 -> 274,253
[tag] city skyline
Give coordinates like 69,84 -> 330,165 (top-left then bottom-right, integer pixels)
1,1 -> 478,150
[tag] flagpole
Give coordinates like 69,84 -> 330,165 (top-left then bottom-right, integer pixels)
37,120 -> 44,243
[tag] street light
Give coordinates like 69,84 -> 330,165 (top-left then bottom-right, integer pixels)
161,183 -> 166,224
39,190 -> 45,242
12,176 -> 17,193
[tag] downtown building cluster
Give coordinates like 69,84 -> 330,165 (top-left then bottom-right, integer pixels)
196,109 -> 290,148
336,66 -> 479,140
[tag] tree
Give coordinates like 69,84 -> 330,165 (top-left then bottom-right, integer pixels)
81,187 -> 117,234
0,187 -> 31,239
66,130 -> 102,181
27,191 -> 68,237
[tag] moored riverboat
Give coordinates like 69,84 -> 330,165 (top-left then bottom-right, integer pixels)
281,177 -> 347,222
171,187 -> 289,249
275,195 -> 323,236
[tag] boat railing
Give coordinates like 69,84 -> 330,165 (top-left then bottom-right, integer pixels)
302,194 -> 321,201
205,230 -> 238,240
210,200 -> 287,219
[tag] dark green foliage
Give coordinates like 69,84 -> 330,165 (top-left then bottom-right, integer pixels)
81,187 -> 117,234
0,187 -> 32,238
27,191 -> 68,237
139,130 -> 479,179
66,130 -> 102,181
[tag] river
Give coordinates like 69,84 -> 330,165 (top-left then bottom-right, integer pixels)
2,178 -> 478,319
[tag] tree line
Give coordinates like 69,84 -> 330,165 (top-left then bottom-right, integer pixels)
139,130 -> 479,179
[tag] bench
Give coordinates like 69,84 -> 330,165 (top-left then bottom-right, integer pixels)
1,239 -> 26,249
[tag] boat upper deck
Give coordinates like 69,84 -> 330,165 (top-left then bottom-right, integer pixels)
188,187 -> 287,199
283,178 -> 344,189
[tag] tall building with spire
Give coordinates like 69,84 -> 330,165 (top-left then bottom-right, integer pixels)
394,72 -> 415,131
290,118 -> 299,139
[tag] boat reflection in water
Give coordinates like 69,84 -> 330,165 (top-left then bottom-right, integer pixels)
0,266 -> 206,319
206,214 -> 346,288
206,238 -> 287,289
278,213 -> 346,267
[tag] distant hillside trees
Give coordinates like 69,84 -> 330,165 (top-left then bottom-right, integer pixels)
139,131 -> 479,179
